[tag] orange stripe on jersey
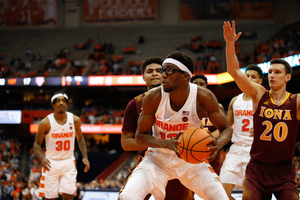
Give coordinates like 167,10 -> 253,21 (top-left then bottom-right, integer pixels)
39,192 -> 44,197
216,177 -> 221,182
43,168 -> 46,173
208,166 -> 215,173
40,183 -> 45,188
41,176 -> 45,181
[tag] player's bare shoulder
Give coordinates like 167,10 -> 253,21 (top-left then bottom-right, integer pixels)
196,85 -> 217,103
73,114 -> 81,126
144,86 -> 161,104
38,116 -> 51,135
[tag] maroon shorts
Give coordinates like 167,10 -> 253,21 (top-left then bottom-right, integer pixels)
242,159 -> 299,200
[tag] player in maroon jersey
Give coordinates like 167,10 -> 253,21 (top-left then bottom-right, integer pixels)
119,56 -> 194,200
224,21 -> 300,200
191,74 -> 225,175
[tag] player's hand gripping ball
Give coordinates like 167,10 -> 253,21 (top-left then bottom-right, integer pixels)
177,127 -> 214,164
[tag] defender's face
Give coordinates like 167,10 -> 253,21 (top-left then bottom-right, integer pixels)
192,78 -> 206,88
268,64 -> 289,89
143,63 -> 162,89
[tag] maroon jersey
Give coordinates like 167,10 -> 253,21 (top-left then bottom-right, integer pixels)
251,91 -> 300,163
122,92 -> 148,156
202,112 -> 217,133
122,92 -> 145,133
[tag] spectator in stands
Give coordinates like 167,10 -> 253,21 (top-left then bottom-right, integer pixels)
138,35 -> 145,44
25,48 -> 31,57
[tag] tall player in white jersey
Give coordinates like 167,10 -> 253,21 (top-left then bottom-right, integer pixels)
120,51 -> 233,200
219,64 -> 263,200
34,91 -> 90,200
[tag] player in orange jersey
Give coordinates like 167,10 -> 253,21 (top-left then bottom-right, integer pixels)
34,91 -> 90,200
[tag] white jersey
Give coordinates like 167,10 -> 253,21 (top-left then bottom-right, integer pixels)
45,112 -> 76,160
232,93 -> 253,146
153,83 -> 202,154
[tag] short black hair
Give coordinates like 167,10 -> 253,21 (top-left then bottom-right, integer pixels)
165,51 -> 195,75
191,74 -> 207,85
51,91 -> 69,105
140,56 -> 163,74
270,58 -> 292,75
246,64 -> 263,79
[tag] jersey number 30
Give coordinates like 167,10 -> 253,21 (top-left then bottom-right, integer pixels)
56,140 -> 70,151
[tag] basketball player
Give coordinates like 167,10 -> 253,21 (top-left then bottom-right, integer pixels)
33,92 -> 90,200
224,21 -> 299,200
191,74 -> 224,175
119,56 -> 195,200
120,51 -> 232,200
219,64 -> 263,200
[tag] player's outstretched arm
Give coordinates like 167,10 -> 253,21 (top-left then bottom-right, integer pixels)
224,21 -> 265,100
74,115 -> 90,173
33,118 -> 51,171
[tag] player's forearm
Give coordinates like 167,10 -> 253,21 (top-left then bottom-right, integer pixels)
33,142 -> 45,161
122,138 -> 148,151
136,133 -> 168,149
217,126 -> 233,150
226,42 -> 240,75
78,139 -> 88,159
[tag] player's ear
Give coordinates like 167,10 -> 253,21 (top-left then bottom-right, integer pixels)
285,74 -> 291,83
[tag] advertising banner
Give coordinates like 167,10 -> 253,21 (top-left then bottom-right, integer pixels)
83,0 -> 157,23
0,111 -> 22,124
0,0 -> 57,27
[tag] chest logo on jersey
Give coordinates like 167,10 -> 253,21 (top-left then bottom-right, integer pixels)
52,132 -> 74,138
235,110 -> 253,116
259,106 -> 292,120
155,118 -> 188,131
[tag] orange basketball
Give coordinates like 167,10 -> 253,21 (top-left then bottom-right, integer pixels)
177,127 -> 214,164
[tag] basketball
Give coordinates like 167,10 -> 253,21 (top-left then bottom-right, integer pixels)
177,127 -> 214,164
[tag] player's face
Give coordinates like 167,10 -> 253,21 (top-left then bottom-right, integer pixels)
52,96 -> 68,113
268,64 -> 290,89
192,78 -> 206,88
245,70 -> 262,85
160,63 -> 185,92
143,63 -> 162,89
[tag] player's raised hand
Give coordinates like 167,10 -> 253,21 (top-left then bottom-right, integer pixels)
223,21 -> 242,43
82,158 -> 90,173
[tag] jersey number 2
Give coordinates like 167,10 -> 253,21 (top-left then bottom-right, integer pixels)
56,140 -> 70,151
242,119 -> 250,131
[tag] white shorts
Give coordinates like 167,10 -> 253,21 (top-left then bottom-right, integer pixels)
39,156 -> 77,198
121,148 -> 228,200
219,144 -> 251,187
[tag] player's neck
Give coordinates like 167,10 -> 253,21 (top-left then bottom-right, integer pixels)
243,93 -> 251,101
269,89 -> 289,105
54,112 -> 67,125
170,84 -> 190,111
